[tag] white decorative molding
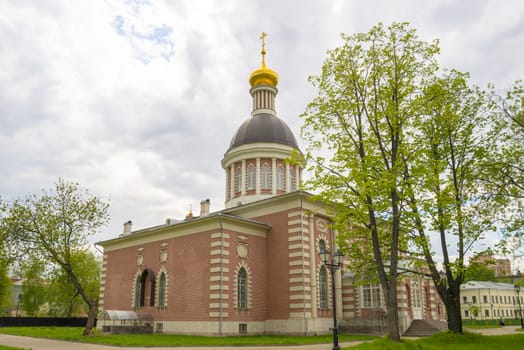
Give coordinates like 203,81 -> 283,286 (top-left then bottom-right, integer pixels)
316,218 -> 328,233
237,243 -> 248,258
136,254 -> 144,266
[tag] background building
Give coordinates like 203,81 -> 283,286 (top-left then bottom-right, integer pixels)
472,253 -> 512,278
460,281 -> 523,322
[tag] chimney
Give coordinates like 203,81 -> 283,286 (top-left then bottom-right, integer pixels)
123,220 -> 132,235
200,199 -> 210,217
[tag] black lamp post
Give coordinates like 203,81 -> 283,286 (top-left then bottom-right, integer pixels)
15,294 -> 21,317
319,247 -> 345,350
515,285 -> 523,329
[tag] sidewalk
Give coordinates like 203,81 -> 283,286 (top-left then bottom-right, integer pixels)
467,325 -> 522,335
0,334 -> 366,350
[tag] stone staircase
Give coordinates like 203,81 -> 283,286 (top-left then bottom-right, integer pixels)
403,319 -> 447,337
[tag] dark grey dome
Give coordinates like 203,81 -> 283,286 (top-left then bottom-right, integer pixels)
229,113 -> 299,150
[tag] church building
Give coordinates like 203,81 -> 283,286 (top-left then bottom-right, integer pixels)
97,36 -> 445,335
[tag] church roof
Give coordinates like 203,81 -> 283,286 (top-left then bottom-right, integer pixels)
228,113 -> 299,150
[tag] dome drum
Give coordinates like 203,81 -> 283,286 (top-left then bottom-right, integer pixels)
222,33 -> 303,208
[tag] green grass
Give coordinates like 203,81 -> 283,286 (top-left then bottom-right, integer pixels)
1,327 -> 523,349
0,327 -> 375,346
0,347 -> 26,350
350,332 -> 524,350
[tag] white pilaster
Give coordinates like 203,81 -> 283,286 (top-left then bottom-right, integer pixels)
241,159 -> 246,196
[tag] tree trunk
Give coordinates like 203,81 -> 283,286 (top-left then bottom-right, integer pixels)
82,301 -> 97,336
445,282 -> 463,334
62,265 -> 98,336
385,286 -> 400,340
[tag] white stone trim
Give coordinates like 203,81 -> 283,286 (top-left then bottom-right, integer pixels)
210,275 -> 230,282
211,232 -> 230,239
155,266 -> 169,308
209,284 -> 230,291
233,261 -> 252,310
131,269 -> 142,309
290,277 -> 310,283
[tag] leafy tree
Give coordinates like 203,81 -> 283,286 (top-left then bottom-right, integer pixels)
301,22 -> 439,341
0,257 -> 11,315
484,81 -> 524,261
464,261 -> 496,283
402,70 -> 504,334
0,199 -> 11,314
301,22 -> 517,336
19,259 -> 47,316
0,179 -> 109,335
46,250 -> 101,317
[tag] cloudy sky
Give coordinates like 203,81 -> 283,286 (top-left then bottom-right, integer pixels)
1,0 -> 523,262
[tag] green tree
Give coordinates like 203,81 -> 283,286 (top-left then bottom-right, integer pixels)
0,179 -> 109,335
0,257 -> 11,315
401,70 -> 504,334
301,22 -> 439,341
484,81 -> 524,261
464,262 -> 496,283
19,259 -> 47,316
46,250 -> 101,317
0,199 -> 11,314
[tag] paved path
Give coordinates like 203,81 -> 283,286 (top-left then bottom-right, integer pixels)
0,327 -> 521,350
467,325 -> 522,336
0,334 -> 366,350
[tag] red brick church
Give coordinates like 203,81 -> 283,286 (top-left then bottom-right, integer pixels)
97,37 -> 445,335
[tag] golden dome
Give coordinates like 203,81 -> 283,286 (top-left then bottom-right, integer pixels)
249,32 -> 279,88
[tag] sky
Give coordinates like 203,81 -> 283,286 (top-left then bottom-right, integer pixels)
1,0 -> 523,268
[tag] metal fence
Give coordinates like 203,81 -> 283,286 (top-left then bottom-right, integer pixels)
0,317 -> 93,327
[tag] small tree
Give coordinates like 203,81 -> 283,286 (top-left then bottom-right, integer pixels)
1,179 -> 109,335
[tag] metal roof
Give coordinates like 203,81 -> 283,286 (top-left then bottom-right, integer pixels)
228,113 -> 299,150
460,281 -> 517,291
98,310 -> 153,321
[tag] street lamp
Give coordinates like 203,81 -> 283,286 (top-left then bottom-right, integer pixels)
319,247 -> 345,350
514,285 -> 523,329
15,294 -> 21,317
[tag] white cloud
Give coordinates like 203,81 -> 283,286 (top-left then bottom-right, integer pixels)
0,0 -> 523,269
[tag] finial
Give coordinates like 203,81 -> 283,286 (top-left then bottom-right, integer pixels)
249,32 -> 278,87
260,32 -> 267,68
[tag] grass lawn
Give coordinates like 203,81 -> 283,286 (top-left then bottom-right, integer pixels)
351,332 -> 524,350
0,327 -> 374,347
0,347 -> 26,350
1,327 -> 523,349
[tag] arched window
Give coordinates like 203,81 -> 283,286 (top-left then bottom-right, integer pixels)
276,165 -> 284,190
289,168 -> 295,191
413,279 -> 421,308
318,239 -> 326,253
235,167 -> 242,193
134,275 -> 142,308
139,269 -> 156,307
158,272 -> 167,307
247,165 -> 256,190
237,267 -> 248,309
319,265 -> 328,309
261,163 -> 271,189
